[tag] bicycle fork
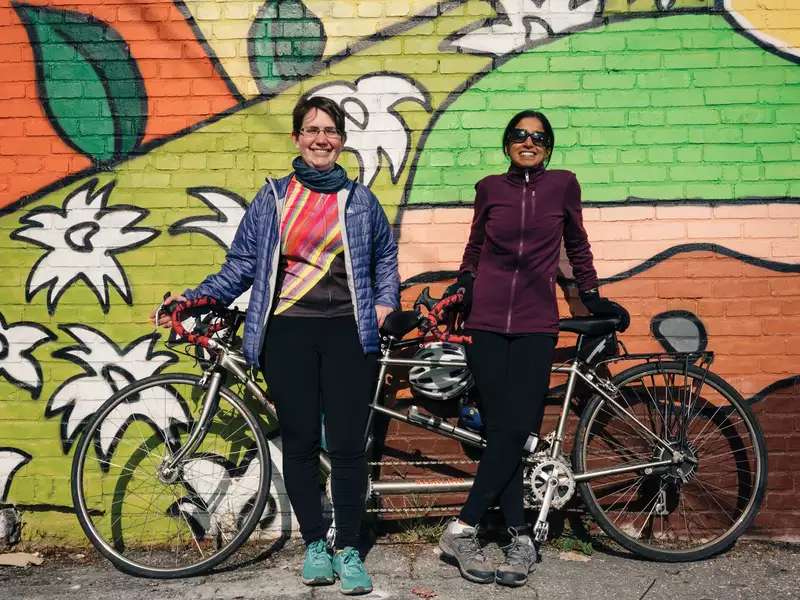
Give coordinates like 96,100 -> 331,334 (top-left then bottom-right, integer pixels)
158,371 -> 224,482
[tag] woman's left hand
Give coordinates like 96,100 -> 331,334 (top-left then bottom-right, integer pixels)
375,304 -> 394,328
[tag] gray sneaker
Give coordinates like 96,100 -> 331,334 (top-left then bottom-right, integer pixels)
438,521 -> 494,584
495,527 -> 539,587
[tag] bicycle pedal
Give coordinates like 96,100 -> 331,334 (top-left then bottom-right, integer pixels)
534,522 -> 549,543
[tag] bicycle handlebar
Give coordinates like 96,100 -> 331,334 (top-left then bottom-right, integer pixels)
166,297 -> 226,349
425,292 -> 472,345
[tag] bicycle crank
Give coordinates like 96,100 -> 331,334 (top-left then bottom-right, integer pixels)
527,457 -> 576,510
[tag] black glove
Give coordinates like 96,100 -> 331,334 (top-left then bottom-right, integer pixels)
579,288 -> 630,331
443,271 -> 474,316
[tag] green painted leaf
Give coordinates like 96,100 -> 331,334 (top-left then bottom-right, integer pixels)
250,0 -> 327,94
13,2 -> 147,163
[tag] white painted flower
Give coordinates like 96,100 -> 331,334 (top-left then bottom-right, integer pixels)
310,75 -> 431,186
46,325 -> 185,456
168,438 -> 297,538
170,188 -> 248,250
12,179 -> 158,313
0,448 -> 31,502
169,187 -> 251,310
170,453 -> 263,538
447,0 -> 601,56
0,312 -> 54,399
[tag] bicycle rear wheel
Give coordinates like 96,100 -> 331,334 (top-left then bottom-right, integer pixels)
573,362 -> 767,561
71,373 -> 271,578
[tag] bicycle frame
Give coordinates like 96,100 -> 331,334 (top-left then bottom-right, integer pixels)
166,331 -> 700,504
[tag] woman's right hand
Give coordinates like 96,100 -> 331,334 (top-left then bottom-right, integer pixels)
150,293 -> 187,329
443,272 -> 474,317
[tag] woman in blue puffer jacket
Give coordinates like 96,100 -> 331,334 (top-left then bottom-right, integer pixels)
155,96 -> 399,595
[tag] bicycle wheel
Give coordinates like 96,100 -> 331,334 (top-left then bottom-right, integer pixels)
71,373 -> 271,578
573,362 -> 767,561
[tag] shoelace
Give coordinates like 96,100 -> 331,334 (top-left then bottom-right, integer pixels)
454,531 -> 488,562
308,541 -> 330,566
339,549 -> 367,575
502,530 -> 536,567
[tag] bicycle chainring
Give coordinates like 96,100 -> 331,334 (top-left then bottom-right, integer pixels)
526,457 -> 576,510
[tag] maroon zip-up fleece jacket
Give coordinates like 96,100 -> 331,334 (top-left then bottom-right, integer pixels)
459,165 -> 598,335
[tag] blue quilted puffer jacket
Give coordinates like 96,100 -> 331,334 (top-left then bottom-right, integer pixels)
185,173 -> 400,366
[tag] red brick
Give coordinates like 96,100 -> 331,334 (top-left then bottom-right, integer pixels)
764,492 -> 798,511
769,277 -> 800,297
606,279 -> 659,299
686,260 -> 743,278
656,280 -> 706,299
711,279 -> 771,298
762,317 -> 800,335
723,338 -> 785,356
753,302 -> 782,316
698,299 -> 727,316
724,299 -> 752,317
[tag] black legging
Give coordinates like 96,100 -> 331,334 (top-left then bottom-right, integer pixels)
459,330 -> 556,528
261,316 -> 377,548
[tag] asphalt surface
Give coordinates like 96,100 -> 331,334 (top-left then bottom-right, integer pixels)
2,538 -> 798,600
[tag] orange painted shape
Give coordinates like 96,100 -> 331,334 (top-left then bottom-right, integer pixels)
0,0 -> 239,208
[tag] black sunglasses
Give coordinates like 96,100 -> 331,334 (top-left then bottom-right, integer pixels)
507,128 -> 550,147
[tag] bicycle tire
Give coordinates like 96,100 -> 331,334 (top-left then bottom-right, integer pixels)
573,362 -> 767,562
71,373 -> 271,578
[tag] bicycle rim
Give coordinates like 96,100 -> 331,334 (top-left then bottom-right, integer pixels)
574,363 -> 767,561
71,373 -> 271,578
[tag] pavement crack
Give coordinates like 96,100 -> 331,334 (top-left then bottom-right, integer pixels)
637,578 -> 657,600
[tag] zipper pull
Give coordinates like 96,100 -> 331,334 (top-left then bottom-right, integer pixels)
524,169 -> 530,183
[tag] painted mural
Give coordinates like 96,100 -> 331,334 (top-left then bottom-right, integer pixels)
0,0 -> 798,542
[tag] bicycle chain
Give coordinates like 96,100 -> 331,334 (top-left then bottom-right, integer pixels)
368,459 -> 480,467
366,458 -> 479,514
366,505 -> 462,514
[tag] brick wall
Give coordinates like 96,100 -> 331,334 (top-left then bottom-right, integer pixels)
0,0 -> 798,544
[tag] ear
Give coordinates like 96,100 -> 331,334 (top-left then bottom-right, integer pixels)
291,132 -> 300,150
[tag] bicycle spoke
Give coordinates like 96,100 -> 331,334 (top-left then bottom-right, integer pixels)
73,375 -> 269,576
578,364 -> 765,559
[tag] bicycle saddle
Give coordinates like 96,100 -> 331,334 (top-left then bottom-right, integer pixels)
381,310 -> 423,338
558,316 -> 619,337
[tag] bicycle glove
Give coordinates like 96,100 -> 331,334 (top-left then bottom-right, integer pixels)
443,271 -> 474,317
579,288 -> 630,331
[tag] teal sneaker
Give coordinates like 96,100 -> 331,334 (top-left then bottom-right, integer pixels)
302,539 -> 334,586
332,547 -> 373,595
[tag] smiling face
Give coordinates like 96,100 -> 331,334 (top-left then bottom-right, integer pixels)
291,107 -> 344,172
506,116 -> 551,170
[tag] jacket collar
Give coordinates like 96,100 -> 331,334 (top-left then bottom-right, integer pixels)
504,163 -> 545,187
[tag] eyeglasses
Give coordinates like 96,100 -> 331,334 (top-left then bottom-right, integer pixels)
299,127 -> 343,140
507,128 -> 550,147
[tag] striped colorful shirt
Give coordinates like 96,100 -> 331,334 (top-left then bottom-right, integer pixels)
274,177 -> 353,317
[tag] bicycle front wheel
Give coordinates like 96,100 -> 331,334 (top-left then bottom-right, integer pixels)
573,362 -> 767,561
71,373 -> 271,578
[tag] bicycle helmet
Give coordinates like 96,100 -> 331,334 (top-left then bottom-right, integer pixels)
408,342 -> 473,401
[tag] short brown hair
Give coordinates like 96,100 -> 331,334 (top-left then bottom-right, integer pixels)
292,96 -> 347,140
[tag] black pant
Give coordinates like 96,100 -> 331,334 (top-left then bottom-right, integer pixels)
261,316 -> 377,548
459,330 -> 556,528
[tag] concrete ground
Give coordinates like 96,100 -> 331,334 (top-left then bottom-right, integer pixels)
2,538 -> 798,600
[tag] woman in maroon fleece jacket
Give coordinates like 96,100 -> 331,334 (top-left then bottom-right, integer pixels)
438,110 -> 625,587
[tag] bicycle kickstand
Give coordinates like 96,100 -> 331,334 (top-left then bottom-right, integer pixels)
533,471 -> 560,543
